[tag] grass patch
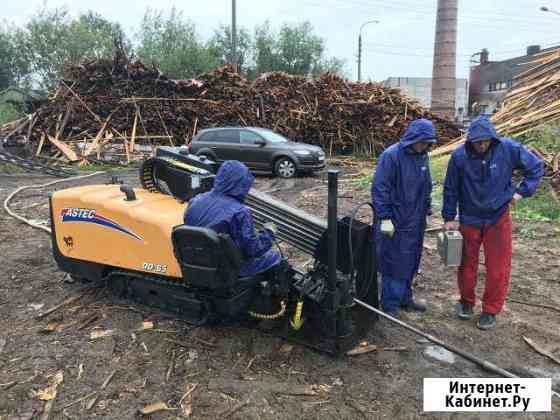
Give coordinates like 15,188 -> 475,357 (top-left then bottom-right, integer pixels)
430,155 -> 450,211
355,172 -> 373,189
430,155 -> 450,185
511,183 -> 560,222
520,123 -> 560,154
0,162 -> 27,174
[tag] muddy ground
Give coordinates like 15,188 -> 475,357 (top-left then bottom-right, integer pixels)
1,162 -> 559,420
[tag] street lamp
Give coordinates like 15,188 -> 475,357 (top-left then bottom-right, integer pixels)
358,20 -> 379,82
541,6 -> 560,16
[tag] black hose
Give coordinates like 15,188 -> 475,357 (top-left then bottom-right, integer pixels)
273,237 -> 285,260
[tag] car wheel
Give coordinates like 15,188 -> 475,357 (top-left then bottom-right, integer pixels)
275,157 -> 296,178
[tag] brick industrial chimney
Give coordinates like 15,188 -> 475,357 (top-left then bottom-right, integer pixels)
431,0 -> 458,119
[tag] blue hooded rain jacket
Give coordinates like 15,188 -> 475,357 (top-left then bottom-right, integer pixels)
184,160 -> 281,277
442,116 -> 544,227
372,118 -> 436,283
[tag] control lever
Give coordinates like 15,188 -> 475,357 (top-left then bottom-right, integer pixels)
120,185 -> 137,201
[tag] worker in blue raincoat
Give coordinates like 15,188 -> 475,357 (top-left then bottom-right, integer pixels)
372,118 -> 436,317
185,160 -> 281,277
442,116 -> 544,330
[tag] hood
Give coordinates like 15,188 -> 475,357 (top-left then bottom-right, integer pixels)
399,118 -> 438,149
212,160 -> 254,200
466,116 -> 500,143
280,141 -> 324,153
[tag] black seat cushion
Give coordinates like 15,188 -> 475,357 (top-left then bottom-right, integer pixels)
172,225 -> 244,290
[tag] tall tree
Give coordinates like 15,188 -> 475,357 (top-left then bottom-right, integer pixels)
136,7 -> 218,79
253,22 -> 278,76
312,56 -> 348,78
252,21 -> 345,78
23,7 -> 125,89
275,22 -> 324,76
0,23 -> 31,90
208,25 -> 252,75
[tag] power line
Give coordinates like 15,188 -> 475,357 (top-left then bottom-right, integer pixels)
364,48 -> 473,60
329,0 -> 560,23
299,0 -> 560,33
365,41 -> 560,57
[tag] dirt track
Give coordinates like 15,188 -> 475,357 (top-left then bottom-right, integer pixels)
1,166 -> 559,419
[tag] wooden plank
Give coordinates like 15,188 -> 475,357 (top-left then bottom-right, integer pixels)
35,134 -> 46,157
58,102 -> 73,138
120,96 -> 219,104
523,336 -> 560,366
155,108 -> 172,146
123,132 -> 130,164
36,291 -> 90,320
26,114 -> 37,144
3,117 -> 31,141
130,111 -> 138,152
48,135 -> 79,162
84,114 -> 113,157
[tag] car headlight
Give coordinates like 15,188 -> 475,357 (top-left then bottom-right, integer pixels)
294,150 -> 311,156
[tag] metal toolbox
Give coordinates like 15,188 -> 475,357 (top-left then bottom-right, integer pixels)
437,230 -> 463,267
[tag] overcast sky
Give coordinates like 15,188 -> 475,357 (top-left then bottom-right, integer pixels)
3,0 -> 560,81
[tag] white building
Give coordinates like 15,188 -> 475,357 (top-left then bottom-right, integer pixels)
383,77 -> 469,122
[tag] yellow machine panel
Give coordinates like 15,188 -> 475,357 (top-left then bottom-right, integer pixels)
51,185 -> 186,278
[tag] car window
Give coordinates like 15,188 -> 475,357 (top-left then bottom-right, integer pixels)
255,129 -> 288,143
198,131 -> 216,142
240,131 -> 263,145
214,130 -> 240,144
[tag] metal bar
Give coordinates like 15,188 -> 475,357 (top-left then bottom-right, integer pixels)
246,197 -> 326,229
327,170 -> 338,296
353,298 -> 519,379
248,208 -> 325,240
252,219 -> 319,253
253,227 -> 315,255
247,190 -> 327,229
324,170 -> 339,346
250,209 -> 323,243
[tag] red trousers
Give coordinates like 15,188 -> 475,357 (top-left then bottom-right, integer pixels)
457,210 -> 512,315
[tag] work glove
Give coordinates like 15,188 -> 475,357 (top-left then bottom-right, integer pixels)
263,222 -> 278,235
380,219 -> 395,237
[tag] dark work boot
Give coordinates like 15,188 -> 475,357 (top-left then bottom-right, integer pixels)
402,300 -> 427,313
456,302 -> 474,320
382,307 -> 399,318
477,313 -> 496,330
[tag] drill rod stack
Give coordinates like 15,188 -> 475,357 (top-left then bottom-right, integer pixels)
246,190 -> 327,256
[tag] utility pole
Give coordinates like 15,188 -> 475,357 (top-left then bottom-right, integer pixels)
358,34 -> 362,82
232,0 -> 238,72
357,20 -> 379,82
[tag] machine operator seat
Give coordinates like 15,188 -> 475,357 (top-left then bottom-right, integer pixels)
171,225 -> 262,292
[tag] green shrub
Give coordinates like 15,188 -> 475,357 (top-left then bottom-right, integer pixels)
0,102 -> 22,125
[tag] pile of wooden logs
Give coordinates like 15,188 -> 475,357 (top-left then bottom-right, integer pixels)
432,48 -> 560,185
1,51 -> 460,165
253,71 -> 460,156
